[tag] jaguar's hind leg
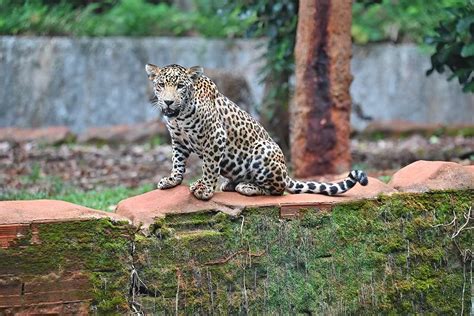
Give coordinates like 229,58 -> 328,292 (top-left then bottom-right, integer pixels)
235,182 -> 269,196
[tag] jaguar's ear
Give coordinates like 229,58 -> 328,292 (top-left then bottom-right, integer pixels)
187,66 -> 203,81
145,63 -> 160,81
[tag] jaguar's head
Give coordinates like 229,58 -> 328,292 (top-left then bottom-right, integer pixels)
145,63 -> 203,118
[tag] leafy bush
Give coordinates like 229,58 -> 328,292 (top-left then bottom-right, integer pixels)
426,3 -> 474,92
78,0 -> 193,36
1,0 -> 468,47
352,0 -> 466,44
234,1 -> 297,79
0,0 -> 78,35
224,1 -> 298,150
0,0 -> 249,37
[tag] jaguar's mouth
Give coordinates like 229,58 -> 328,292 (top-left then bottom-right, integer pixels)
163,108 -> 180,118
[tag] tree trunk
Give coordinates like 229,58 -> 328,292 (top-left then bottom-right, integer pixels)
291,0 -> 353,177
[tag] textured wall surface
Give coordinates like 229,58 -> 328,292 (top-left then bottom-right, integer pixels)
0,36 -> 264,132
0,37 -> 472,132
350,43 -> 474,130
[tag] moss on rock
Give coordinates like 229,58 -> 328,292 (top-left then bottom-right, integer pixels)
0,219 -> 133,314
134,190 -> 473,314
2,190 -> 471,314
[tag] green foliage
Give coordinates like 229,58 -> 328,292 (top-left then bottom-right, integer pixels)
0,0 -> 78,35
426,2 -> 474,93
134,190 -> 473,313
0,218 -> 132,313
237,2 -> 297,79
1,0 -> 468,47
352,0 -> 466,44
0,0 -> 250,37
193,0 -> 248,38
224,1 -> 296,91
224,1 -> 297,149
78,0 -> 193,37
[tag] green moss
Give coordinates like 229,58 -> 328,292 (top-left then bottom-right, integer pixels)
134,189 -> 473,314
0,218 -> 133,314
89,271 -> 130,313
3,190 -> 471,314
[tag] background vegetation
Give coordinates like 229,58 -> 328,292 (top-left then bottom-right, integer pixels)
0,0 -> 249,37
425,2 -> 474,92
352,0 -> 467,44
0,0 -> 467,44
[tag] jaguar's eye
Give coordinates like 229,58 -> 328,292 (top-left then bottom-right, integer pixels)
177,83 -> 185,89
157,81 -> 165,88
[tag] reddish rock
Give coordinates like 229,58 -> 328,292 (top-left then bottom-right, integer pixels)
0,224 -> 29,249
0,200 -> 128,225
0,272 -> 91,315
214,176 -> 394,208
77,120 -> 167,144
0,201 -> 131,314
0,126 -> 74,144
389,160 -> 474,192
0,200 -> 129,248
116,186 -> 241,228
465,165 -> 474,174
116,176 -> 393,228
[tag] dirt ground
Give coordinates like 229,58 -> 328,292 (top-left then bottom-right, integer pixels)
1,135 -> 472,195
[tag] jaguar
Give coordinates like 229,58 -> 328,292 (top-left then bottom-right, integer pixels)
146,63 -> 368,200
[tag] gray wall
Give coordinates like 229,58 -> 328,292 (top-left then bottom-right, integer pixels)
351,43 -> 474,129
0,36 -> 265,132
0,37 -> 472,132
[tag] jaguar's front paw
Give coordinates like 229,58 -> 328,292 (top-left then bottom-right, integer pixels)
190,179 -> 214,200
157,176 -> 181,190
189,179 -> 204,192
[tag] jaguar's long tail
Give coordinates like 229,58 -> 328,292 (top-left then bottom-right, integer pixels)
285,170 -> 368,195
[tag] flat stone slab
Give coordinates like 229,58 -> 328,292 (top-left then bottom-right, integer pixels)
389,160 -> 474,192
116,185 -> 242,228
0,200 -> 130,248
116,176 -> 394,227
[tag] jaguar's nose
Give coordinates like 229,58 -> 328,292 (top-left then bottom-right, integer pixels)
164,100 -> 174,106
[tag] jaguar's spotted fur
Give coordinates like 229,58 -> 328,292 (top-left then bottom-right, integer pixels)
146,64 -> 368,200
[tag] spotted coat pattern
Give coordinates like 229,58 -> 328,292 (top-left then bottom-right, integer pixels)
146,64 -> 368,200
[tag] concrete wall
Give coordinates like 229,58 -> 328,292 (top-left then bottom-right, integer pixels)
350,43 -> 474,130
0,37 -> 472,132
0,36 -> 265,132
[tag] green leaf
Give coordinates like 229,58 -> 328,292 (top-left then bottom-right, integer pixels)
424,36 -> 441,45
450,69 -> 473,83
461,43 -> 474,57
462,80 -> 474,93
456,15 -> 474,33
